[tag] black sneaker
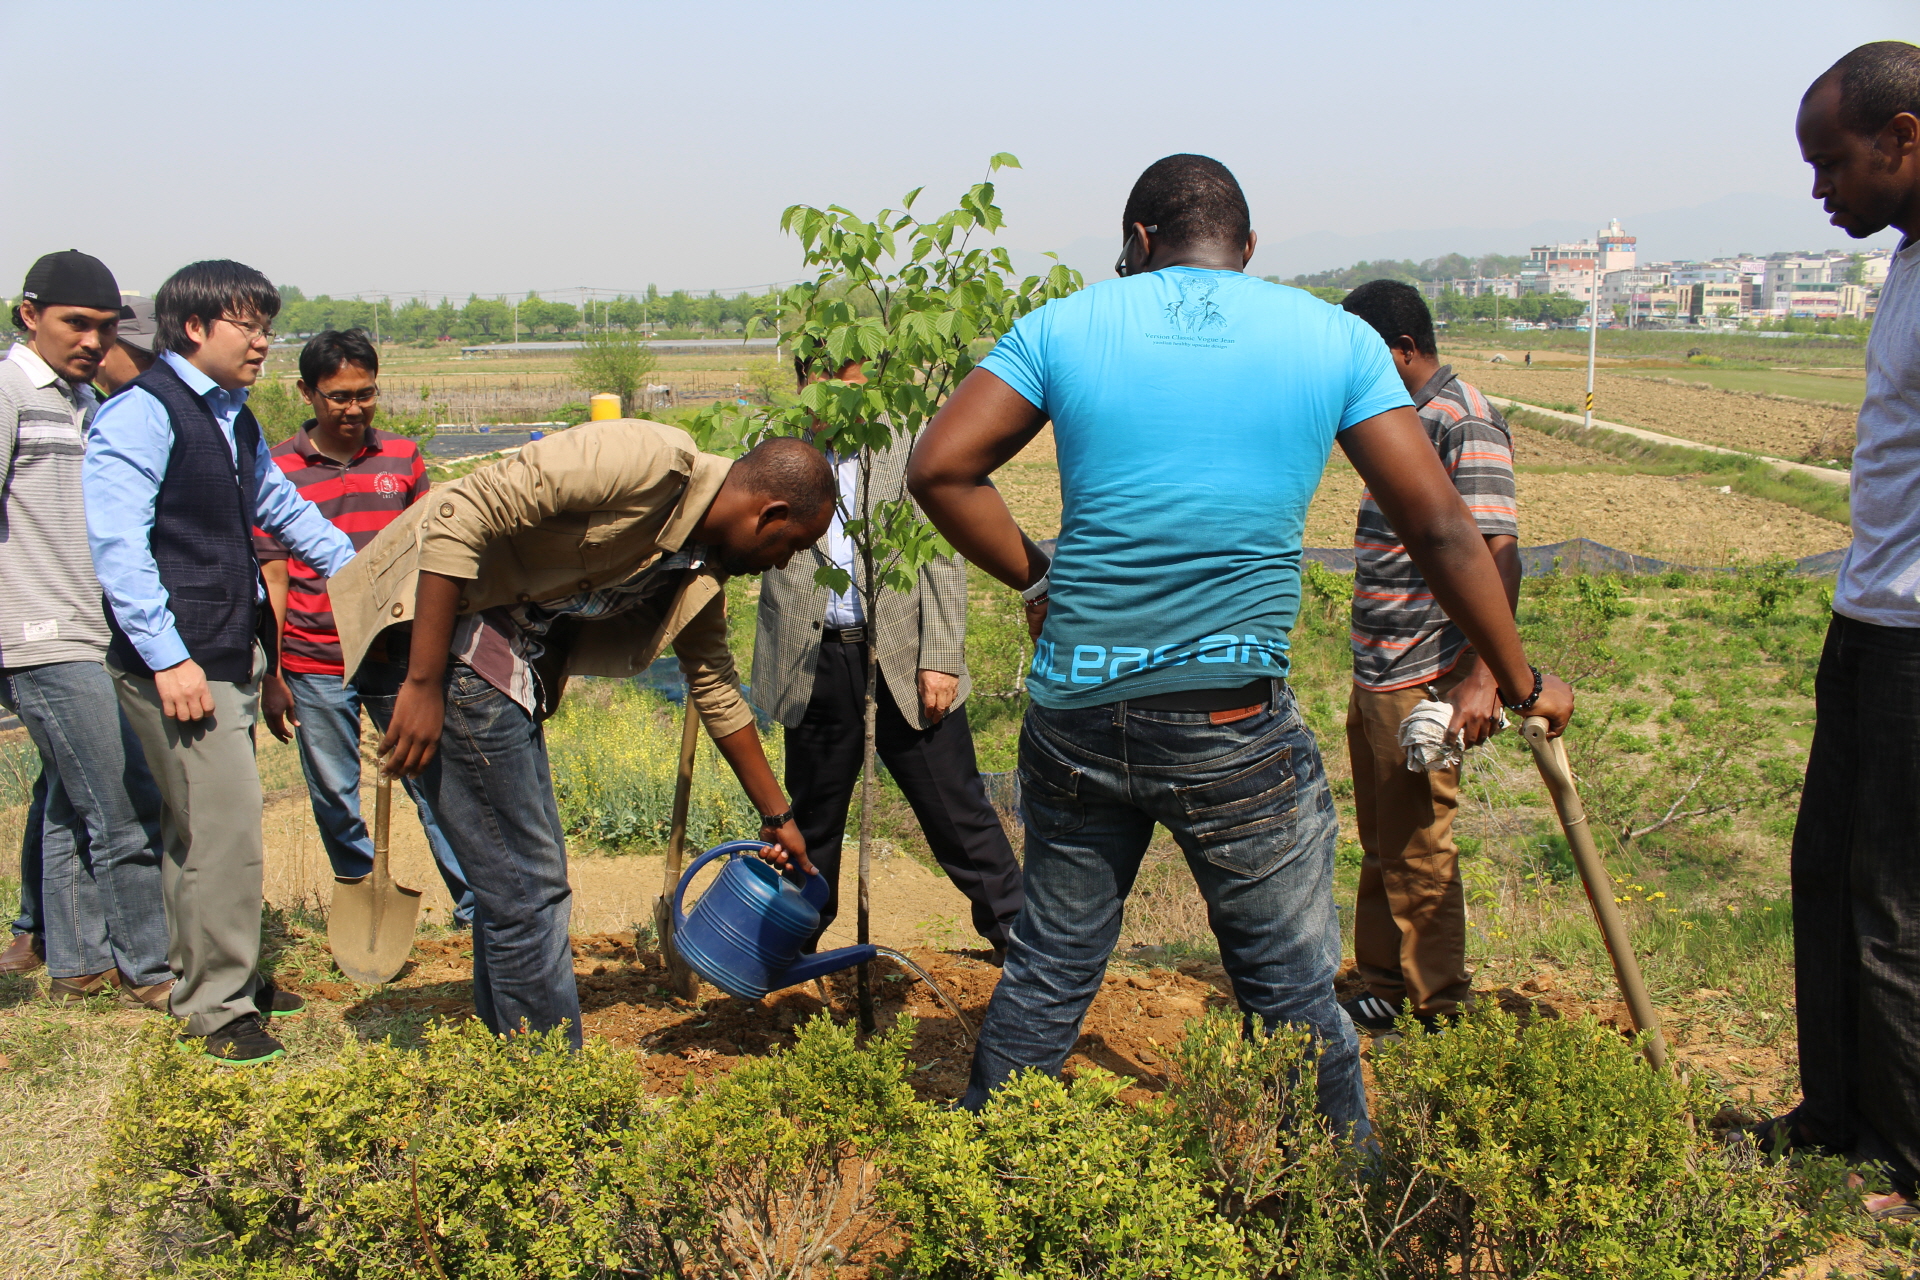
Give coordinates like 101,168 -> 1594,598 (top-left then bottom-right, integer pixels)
191,1013 -> 285,1066
1342,994 -> 1405,1033
254,980 -> 305,1018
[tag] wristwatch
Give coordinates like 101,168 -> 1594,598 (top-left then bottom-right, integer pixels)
1020,557 -> 1053,605
1500,666 -> 1544,713
760,809 -> 795,830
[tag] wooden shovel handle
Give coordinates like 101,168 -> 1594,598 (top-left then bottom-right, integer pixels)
662,698 -> 700,888
373,772 -> 393,891
1520,716 -> 1669,1071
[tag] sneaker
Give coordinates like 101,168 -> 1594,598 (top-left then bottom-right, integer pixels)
0,932 -> 44,975
1342,994 -> 1404,1033
189,1013 -> 285,1066
254,980 -> 306,1018
47,970 -> 121,1005
118,976 -> 175,1013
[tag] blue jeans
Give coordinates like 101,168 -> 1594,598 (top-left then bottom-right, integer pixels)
286,664 -> 473,925
407,663 -> 580,1048
963,687 -> 1368,1144
0,661 -> 171,984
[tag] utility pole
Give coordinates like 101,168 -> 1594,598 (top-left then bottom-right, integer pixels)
511,299 -> 519,347
1585,256 -> 1599,430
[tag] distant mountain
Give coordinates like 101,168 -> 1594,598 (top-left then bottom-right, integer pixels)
1011,193 -> 1903,284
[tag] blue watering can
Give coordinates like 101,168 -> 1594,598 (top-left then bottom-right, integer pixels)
671,840 -> 878,1000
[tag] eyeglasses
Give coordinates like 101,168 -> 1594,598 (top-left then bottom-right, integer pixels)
1114,224 -> 1159,278
218,314 -> 276,344
316,387 -> 379,406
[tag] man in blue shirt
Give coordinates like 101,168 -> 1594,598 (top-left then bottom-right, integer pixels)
87,260 -> 355,1066
910,155 -> 1573,1138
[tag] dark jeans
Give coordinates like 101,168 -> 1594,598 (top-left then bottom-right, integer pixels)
785,639 -> 1024,948
288,663 -> 474,924
1792,613 -> 1920,1190
409,663 -> 581,1048
1,661 -> 170,984
962,687 -> 1367,1145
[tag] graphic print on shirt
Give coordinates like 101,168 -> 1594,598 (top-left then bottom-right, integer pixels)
1164,275 -> 1229,335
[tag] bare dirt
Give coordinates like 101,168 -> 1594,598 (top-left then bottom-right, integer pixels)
1453,360 -> 1861,464
1301,423 -> 1850,563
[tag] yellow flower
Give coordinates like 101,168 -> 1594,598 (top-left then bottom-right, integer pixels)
1650,891 -> 1666,900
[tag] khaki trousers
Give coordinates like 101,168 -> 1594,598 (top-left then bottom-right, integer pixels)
112,650 -> 267,1036
1347,671 -> 1472,1018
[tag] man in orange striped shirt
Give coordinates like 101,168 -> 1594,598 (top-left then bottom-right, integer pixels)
1338,281 -> 1519,1032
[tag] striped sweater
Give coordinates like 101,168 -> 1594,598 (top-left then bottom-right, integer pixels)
252,424 -> 429,675
1350,366 -> 1518,692
0,343 -> 111,668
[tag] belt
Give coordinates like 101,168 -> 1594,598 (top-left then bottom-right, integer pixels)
1124,677 -> 1281,713
821,625 -> 867,645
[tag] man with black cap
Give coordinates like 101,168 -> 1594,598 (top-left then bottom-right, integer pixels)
96,296 -> 158,398
0,252 -> 172,1008
88,259 -> 356,1066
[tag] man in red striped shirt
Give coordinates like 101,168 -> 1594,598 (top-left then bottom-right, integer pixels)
254,330 -> 472,924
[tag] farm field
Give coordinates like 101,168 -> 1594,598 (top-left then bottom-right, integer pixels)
1,379 -> 1906,1275
1451,358 -> 1863,464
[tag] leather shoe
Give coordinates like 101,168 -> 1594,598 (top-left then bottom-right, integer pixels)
0,932 -> 44,975
255,979 -> 306,1018
119,976 -> 175,1013
48,970 -> 121,1004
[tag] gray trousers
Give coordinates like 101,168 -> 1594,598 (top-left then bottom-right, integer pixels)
111,651 -> 267,1035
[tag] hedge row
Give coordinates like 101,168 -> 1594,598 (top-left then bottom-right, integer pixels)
92,1006 -> 1855,1279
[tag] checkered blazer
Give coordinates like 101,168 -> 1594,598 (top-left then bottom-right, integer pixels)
751,436 -> 969,731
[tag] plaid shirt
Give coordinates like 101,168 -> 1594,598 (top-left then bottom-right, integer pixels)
452,547 -> 704,714
1350,366 -> 1518,692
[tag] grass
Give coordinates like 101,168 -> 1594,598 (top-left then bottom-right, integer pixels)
1616,365 -> 1866,405
1441,320 -> 1869,368
1503,406 -> 1852,526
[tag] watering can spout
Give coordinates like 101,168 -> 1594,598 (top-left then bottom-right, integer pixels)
783,945 -> 879,987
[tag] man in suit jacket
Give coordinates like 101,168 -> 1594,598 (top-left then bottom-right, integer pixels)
753,425 -> 1024,958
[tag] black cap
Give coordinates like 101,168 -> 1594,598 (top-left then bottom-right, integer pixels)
20,250 -> 121,312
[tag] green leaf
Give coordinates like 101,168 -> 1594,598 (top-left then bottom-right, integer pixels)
989,152 -> 1021,172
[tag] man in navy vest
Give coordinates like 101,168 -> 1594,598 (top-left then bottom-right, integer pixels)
86,261 -> 355,1066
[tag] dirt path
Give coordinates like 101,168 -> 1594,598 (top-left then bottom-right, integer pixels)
263,790 -> 987,950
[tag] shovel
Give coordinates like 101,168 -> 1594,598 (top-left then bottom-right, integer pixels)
1520,716 -> 1668,1070
328,773 -> 424,985
653,696 -> 703,1001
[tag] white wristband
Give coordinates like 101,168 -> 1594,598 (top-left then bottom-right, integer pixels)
1021,573 -> 1051,604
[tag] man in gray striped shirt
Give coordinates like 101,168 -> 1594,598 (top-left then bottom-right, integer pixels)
0,251 -> 171,1007
1338,281 -> 1519,1033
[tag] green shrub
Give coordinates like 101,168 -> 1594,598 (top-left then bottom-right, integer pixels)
93,1021 -> 661,1278
651,1013 -> 925,1277
1359,1003 -> 1855,1279
887,1066 -> 1248,1279
1166,1013 -> 1368,1279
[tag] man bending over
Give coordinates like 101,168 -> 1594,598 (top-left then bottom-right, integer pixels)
334,426 -> 833,1047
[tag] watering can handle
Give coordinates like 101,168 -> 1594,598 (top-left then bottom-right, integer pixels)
671,840 -> 769,935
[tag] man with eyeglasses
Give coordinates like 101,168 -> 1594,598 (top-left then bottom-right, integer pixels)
87,260 -> 356,1066
254,329 -> 474,928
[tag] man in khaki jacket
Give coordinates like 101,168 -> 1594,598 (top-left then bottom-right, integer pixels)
332,421 -> 833,1047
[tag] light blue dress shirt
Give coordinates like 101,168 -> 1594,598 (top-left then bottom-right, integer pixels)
85,349 -> 357,672
823,452 -> 864,628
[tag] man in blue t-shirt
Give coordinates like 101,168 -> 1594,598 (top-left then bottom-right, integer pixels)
910,154 -> 1573,1139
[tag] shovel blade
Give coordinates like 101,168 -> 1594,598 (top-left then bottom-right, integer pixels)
653,894 -> 700,1002
328,874 -> 424,986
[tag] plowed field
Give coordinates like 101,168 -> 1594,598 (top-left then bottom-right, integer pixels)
1303,424 -> 1850,563
1457,361 -> 1859,464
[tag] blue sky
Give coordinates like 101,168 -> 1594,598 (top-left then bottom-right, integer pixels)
2,0 -> 1909,298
